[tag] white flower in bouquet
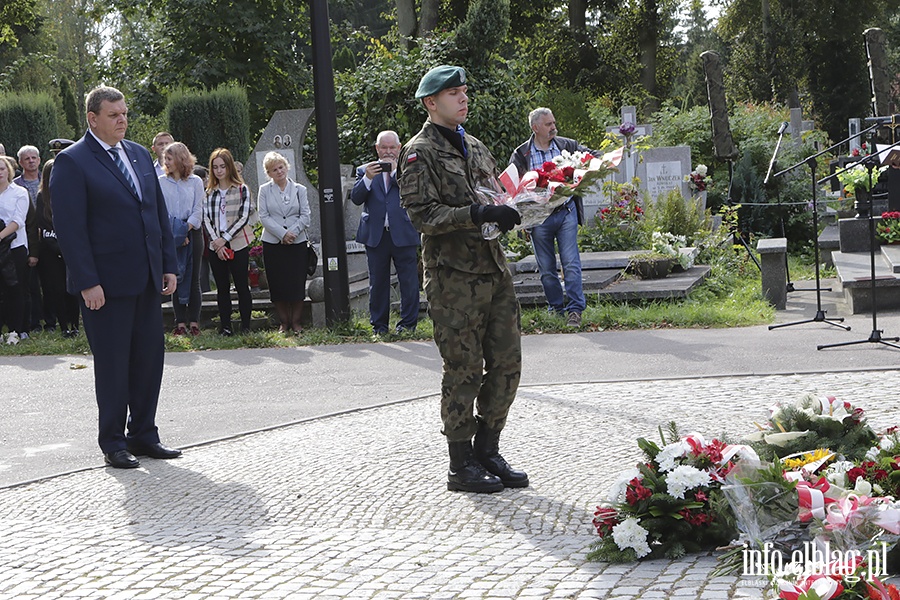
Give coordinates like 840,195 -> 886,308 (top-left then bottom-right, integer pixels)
696,164 -> 708,177
854,478 -> 873,496
824,460 -> 855,488
656,440 -> 689,472
611,517 -> 651,558
763,430 -> 811,447
666,464 -> 711,499
799,393 -> 852,423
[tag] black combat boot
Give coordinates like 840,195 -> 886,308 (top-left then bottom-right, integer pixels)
447,440 -> 504,493
473,421 -> 529,488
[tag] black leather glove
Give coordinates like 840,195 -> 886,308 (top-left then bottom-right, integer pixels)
470,204 -> 521,233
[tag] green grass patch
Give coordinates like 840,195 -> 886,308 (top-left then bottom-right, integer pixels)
0,258 -> 773,356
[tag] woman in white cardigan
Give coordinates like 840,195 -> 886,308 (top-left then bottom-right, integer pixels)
257,152 -> 311,333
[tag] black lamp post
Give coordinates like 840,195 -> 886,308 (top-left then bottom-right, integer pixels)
309,0 -> 350,325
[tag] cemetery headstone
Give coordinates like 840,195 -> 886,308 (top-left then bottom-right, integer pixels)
635,146 -> 693,206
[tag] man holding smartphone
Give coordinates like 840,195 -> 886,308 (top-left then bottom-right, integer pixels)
350,130 -> 420,336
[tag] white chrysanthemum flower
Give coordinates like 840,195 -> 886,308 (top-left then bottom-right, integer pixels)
607,467 -> 641,503
611,517 -> 651,558
666,464 -> 711,499
696,164 -> 707,176
656,441 -> 688,472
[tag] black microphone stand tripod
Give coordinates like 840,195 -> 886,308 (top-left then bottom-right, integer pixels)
817,139 -> 900,351
764,122 -> 813,294
767,149 -> 852,332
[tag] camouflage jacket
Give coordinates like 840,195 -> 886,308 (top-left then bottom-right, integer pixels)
397,118 -> 507,274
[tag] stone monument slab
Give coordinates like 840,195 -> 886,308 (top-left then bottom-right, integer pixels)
247,109 -> 364,250
635,146 -> 692,204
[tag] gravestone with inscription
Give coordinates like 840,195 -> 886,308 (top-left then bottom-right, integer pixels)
636,146 -> 693,206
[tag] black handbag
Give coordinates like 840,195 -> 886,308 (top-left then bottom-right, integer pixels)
307,243 -> 318,276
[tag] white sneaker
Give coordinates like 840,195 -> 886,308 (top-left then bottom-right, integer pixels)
6,332 -> 19,345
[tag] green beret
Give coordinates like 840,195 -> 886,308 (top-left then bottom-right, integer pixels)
49,139 -> 74,152
415,65 -> 467,99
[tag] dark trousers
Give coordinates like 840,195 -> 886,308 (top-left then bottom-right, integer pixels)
173,229 -> 203,324
0,246 -> 26,334
79,278 -> 165,453
208,246 -> 251,331
366,233 -> 419,333
25,262 -> 52,330
37,251 -> 79,331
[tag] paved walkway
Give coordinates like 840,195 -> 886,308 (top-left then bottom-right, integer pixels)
2,281 -> 900,599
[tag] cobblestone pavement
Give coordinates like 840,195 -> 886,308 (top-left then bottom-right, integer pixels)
2,369 -> 898,599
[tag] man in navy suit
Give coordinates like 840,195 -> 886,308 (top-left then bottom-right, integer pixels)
350,130 -> 420,335
50,86 -> 182,469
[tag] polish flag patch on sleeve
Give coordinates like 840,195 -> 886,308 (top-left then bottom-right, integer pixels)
406,152 -> 417,163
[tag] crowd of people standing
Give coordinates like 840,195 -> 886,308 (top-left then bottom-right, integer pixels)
1,92 -> 586,349
0,131 -> 318,342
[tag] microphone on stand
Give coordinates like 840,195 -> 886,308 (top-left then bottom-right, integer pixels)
764,123 -> 790,184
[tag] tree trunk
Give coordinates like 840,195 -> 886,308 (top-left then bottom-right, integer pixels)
762,0 -> 777,102
638,0 -> 659,115
419,0 -> 440,36
569,0 -> 587,32
396,0 -> 417,48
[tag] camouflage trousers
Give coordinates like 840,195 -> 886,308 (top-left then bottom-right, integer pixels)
424,266 -> 522,442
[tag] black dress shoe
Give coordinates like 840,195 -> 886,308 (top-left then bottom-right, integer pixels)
104,450 -> 140,469
126,442 -> 183,459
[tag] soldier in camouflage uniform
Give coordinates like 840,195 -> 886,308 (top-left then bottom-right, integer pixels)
397,65 -> 529,494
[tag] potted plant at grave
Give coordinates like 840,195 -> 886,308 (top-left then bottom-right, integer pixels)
877,211 -> 900,245
837,163 -> 887,212
627,251 -> 675,279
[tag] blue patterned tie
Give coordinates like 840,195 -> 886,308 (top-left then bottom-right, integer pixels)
108,147 -> 139,198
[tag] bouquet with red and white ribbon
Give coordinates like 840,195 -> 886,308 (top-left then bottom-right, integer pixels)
477,146 -> 622,240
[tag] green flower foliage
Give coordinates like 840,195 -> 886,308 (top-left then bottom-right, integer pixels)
749,396 -> 879,462
642,188 -> 712,244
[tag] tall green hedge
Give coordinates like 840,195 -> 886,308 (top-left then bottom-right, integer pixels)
166,84 -> 251,167
0,92 -> 59,162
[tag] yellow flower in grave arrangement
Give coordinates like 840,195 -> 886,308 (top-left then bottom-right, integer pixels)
781,448 -> 835,471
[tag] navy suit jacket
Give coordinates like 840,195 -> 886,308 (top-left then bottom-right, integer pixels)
50,131 -> 177,297
350,166 -> 419,248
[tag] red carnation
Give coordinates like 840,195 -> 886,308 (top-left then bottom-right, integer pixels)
542,161 -> 557,171
847,467 -> 866,482
562,166 -> 575,179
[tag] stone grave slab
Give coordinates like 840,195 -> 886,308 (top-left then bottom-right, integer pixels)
593,265 -> 711,301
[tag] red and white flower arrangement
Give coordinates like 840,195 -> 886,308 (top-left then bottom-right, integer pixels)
685,164 -> 711,193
